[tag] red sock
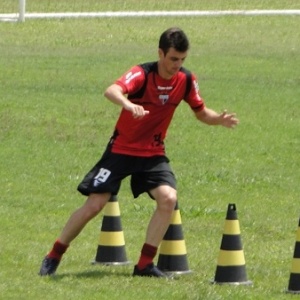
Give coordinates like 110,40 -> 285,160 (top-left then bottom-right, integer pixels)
47,240 -> 69,260
137,243 -> 157,270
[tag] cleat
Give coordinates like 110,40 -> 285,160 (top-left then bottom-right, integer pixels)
132,263 -> 170,278
39,256 -> 60,276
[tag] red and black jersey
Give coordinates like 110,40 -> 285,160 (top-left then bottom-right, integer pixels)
108,61 -> 205,157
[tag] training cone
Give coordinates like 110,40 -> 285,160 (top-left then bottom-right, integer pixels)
92,195 -> 130,265
157,201 -> 192,274
286,217 -> 300,293
212,203 -> 252,285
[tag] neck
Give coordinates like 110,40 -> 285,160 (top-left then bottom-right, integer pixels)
157,61 -> 173,80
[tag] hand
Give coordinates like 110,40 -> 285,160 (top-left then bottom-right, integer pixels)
219,110 -> 239,128
126,103 -> 150,119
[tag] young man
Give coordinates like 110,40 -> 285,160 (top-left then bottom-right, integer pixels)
39,27 -> 239,277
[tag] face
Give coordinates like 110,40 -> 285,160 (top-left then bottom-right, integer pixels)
158,47 -> 188,79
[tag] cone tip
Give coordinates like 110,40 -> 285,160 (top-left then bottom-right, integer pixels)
228,203 -> 236,211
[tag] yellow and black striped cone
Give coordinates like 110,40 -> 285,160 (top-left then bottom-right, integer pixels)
212,203 -> 252,285
157,202 -> 192,274
286,217 -> 300,293
92,195 -> 130,265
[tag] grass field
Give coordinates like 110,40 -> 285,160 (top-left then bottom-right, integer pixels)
1,0 -> 300,13
0,1 -> 300,299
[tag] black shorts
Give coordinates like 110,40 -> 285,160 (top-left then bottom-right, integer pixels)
77,148 -> 176,198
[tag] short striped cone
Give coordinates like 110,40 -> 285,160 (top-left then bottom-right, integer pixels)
157,202 -> 192,274
92,195 -> 130,265
287,218 -> 300,293
212,203 -> 252,285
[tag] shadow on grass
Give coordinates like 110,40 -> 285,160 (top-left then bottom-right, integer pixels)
49,266 -> 131,280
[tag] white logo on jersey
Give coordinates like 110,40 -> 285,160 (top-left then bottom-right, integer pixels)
193,80 -> 201,100
157,85 -> 173,91
93,168 -> 111,187
193,80 -> 199,92
125,71 -> 142,84
159,94 -> 169,104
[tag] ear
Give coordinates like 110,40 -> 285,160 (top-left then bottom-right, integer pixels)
158,48 -> 164,59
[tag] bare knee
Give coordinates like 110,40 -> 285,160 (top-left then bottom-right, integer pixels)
82,193 -> 110,219
152,186 -> 177,213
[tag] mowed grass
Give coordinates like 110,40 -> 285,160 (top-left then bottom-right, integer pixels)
0,2 -> 300,300
1,0 -> 300,13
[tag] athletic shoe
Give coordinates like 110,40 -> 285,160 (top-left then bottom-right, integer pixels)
39,256 -> 60,276
132,263 -> 169,278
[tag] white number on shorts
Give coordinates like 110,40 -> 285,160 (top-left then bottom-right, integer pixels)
93,168 -> 111,186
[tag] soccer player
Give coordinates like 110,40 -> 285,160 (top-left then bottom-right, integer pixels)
39,27 -> 239,277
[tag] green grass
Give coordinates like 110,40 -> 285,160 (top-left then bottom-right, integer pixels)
1,0 -> 300,13
0,1 -> 300,299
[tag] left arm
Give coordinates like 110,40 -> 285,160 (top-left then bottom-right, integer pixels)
195,107 -> 239,129
185,73 -> 239,128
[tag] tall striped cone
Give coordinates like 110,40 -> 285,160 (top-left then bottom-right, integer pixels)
212,203 -> 252,285
92,195 -> 130,265
157,202 -> 192,274
287,217 -> 300,293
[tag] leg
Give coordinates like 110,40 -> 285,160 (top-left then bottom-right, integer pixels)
39,193 -> 111,276
145,185 -> 177,247
59,193 -> 111,245
40,150 -> 130,276
133,185 -> 177,277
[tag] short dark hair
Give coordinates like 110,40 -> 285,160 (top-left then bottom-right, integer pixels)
159,27 -> 190,55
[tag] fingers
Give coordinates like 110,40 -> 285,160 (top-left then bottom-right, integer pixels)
221,109 -> 239,128
132,107 -> 150,119
222,109 -> 236,118
228,116 -> 239,128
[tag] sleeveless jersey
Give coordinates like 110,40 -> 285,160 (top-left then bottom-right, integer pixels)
108,62 -> 205,157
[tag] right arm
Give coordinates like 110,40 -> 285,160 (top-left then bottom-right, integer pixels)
104,84 -> 150,119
